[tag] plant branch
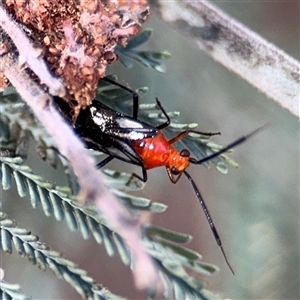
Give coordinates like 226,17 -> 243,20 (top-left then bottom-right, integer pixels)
0,54 -> 160,290
152,0 -> 300,118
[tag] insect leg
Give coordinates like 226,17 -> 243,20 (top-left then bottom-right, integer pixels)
96,155 -> 115,169
188,130 -> 221,137
155,98 -> 171,130
126,166 -> 148,186
93,145 -> 148,183
114,150 -> 148,183
101,78 -> 171,130
154,99 -> 221,135
167,130 -> 220,145
102,77 -> 139,120
168,131 -> 189,145
183,170 -> 235,274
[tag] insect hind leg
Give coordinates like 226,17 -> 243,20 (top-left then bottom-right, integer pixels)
95,150 -> 148,186
126,166 -> 148,187
96,155 -> 114,169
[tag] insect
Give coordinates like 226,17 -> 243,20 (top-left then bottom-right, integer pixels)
55,77 -> 267,273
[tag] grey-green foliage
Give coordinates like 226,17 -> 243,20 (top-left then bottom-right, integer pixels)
0,279 -> 32,300
116,29 -> 171,72
0,29 -> 236,299
0,211 -> 124,300
0,154 -> 219,300
0,90 -> 232,299
111,29 -> 238,173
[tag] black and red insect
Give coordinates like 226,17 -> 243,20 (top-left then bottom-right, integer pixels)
55,77 -> 266,273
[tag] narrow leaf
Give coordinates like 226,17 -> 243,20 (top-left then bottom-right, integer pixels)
117,53 -> 133,69
147,227 -> 192,244
74,209 -> 90,240
9,228 -> 28,235
86,216 -> 103,244
23,243 -> 36,264
157,241 -> 200,262
62,272 -> 85,298
27,182 -> 40,208
125,29 -> 152,49
13,170 -> 27,197
112,233 -> 130,265
62,202 -> 78,231
174,282 -> 185,300
1,163 -> 11,190
12,236 -> 25,255
46,257 -> 64,279
1,229 -> 12,253
150,202 -> 168,213
160,274 -> 173,300
37,186 -> 53,216
0,280 -> 32,300
100,225 -> 115,257
49,192 -> 64,221
215,161 -> 228,174
35,249 -> 48,271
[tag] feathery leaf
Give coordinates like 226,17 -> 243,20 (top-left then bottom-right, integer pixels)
0,156 -> 219,299
0,279 -> 32,300
0,212 -> 124,300
116,29 -> 171,73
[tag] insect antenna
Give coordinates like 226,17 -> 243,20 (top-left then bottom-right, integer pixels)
189,123 -> 270,165
183,170 -> 235,274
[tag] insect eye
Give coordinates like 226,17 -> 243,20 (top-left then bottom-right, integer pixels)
180,149 -> 190,157
171,166 -> 180,175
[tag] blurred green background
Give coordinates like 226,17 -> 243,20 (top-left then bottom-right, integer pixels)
2,1 -> 299,299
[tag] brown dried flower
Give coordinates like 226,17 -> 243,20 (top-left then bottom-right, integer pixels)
109,0 -> 149,11
3,0 -> 149,119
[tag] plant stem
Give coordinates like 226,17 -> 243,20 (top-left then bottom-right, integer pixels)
152,0 -> 300,118
0,53 -> 160,291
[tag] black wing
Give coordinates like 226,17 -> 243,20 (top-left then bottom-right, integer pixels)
85,100 -> 158,141
54,97 -> 156,165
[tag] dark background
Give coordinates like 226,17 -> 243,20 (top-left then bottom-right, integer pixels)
2,1 -> 299,299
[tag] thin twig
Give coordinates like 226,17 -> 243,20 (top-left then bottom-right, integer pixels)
0,4 -> 65,97
152,0 -> 300,118
0,54 -> 160,290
